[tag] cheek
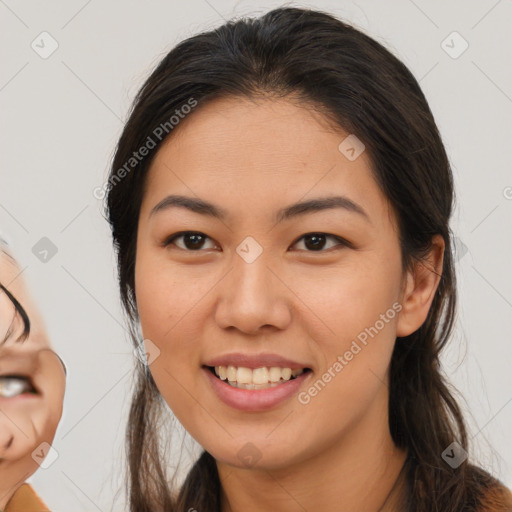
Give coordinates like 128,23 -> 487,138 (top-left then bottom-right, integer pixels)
292,256 -> 402,340
290,258 -> 401,409
135,249 -> 178,338
135,264 -> 203,344
135,241 -> 229,344
293,281 -> 399,444
134,257 -> 206,411
0,406 -> 39,461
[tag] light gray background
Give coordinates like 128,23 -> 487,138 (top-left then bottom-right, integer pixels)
1,0 -> 511,510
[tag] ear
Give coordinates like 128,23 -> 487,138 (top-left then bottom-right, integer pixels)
395,234 -> 445,338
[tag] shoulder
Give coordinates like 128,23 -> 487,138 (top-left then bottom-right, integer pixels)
4,483 -> 50,512
477,482 -> 512,512
468,465 -> 512,512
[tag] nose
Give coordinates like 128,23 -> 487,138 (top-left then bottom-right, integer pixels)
214,251 -> 292,335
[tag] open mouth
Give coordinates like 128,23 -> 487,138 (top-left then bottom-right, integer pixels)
0,375 -> 38,398
205,365 -> 312,390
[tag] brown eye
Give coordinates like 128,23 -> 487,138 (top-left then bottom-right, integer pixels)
290,233 -> 349,252
164,232 -> 217,251
162,231 -> 350,253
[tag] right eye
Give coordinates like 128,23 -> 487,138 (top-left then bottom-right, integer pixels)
163,231 -> 219,251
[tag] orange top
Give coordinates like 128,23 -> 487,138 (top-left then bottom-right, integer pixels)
479,482 -> 512,511
4,484 -> 50,512
2,477 -> 511,511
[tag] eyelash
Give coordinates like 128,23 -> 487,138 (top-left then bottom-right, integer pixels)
162,231 -> 352,253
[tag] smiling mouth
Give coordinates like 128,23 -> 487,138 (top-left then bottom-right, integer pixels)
206,365 -> 312,390
0,375 -> 38,398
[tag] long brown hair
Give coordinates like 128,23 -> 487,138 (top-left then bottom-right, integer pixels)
105,7 -> 510,511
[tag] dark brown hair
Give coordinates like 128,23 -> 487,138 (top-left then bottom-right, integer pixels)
105,6 -> 511,511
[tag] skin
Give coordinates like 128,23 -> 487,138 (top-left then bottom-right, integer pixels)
0,248 -> 66,510
135,96 -> 444,511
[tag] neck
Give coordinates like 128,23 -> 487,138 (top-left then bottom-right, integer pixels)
0,464 -> 25,511
217,387 -> 408,512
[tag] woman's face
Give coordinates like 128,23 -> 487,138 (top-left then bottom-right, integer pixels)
134,96 -> 422,470
0,249 -> 65,492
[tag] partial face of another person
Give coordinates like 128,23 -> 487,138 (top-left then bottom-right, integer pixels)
0,247 -> 65,503
134,96 -> 439,470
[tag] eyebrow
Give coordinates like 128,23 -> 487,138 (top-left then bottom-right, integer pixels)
149,194 -> 370,224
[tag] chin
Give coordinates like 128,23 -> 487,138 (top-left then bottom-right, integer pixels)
205,436 -> 305,472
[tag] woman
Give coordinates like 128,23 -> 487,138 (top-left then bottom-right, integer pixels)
104,7 -> 512,511
0,236 -> 66,511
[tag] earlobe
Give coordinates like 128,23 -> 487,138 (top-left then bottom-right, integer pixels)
395,235 -> 445,338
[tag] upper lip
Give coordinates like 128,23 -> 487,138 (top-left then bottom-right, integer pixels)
203,353 -> 310,370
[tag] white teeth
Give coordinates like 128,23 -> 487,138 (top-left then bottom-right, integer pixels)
281,368 -> 292,381
226,365 -> 237,382
0,377 -> 33,398
236,367 -> 252,384
252,367 -> 269,385
269,367 -> 282,382
213,365 -> 306,389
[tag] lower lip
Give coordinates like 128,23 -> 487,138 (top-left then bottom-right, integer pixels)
0,393 -> 40,403
203,367 -> 311,412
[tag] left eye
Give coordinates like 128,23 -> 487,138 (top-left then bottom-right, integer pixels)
291,233 -> 348,252
163,231 -> 348,252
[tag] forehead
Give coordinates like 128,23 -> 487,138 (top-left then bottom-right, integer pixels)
0,249 -> 45,333
0,248 -> 21,285
0,250 -> 24,336
142,96 -> 394,228
0,249 -> 27,315
153,95 -> 364,174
